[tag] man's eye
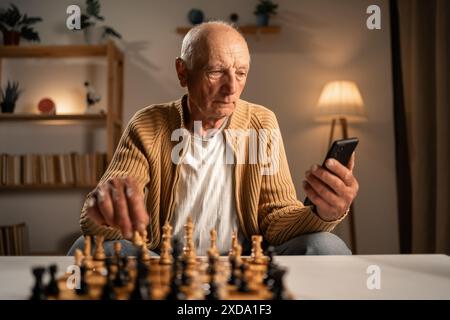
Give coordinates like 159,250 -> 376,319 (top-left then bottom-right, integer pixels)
208,71 -> 223,77
236,72 -> 247,78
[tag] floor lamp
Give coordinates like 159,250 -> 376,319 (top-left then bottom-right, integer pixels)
316,81 -> 367,254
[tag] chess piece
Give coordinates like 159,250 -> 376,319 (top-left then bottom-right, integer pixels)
30,267 -> 47,300
205,275 -> 221,300
160,222 -> 173,265
140,229 -> 151,261
180,258 -> 191,286
238,263 -> 251,293
208,229 -> 219,258
271,267 -> 290,300
94,234 -> 106,261
251,235 -> 264,264
83,235 -> 94,269
74,248 -> 84,266
227,256 -> 240,286
132,230 -> 143,246
263,246 -> 278,286
101,258 -> 116,300
165,258 -> 186,300
113,241 -> 122,265
75,265 -> 89,296
45,264 -> 59,297
182,217 -> 197,265
234,241 -> 243,266
130,256 -> 151,300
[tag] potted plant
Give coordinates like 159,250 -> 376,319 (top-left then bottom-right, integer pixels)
254,0 -> 278,27
0,3 -> 42,45
0,81 -> 22,113
80,0 -> 121,44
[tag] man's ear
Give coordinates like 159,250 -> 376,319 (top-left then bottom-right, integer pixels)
175,58 -> 188,87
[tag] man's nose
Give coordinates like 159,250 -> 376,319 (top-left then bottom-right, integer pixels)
222,72 -> 237,95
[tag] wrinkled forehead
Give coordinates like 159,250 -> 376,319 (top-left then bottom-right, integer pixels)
193,32 -> 250,69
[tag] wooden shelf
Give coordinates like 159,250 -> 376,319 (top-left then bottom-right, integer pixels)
0,184 -> 96,191
0,44 -> 108,58
176,25 -> 281,35
0,113 -> 107,122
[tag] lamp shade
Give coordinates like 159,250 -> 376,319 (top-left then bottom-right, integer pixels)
316,81 -> 367,122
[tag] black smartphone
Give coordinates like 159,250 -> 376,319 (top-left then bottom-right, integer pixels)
304,137 -> 359,206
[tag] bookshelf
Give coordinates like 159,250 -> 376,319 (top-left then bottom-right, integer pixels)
0,41 -> 124,191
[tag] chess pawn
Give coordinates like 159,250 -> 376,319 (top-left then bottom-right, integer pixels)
251,235 -> 264,264
234,242 -> 243,266
132,230 -> 143,246
140,229 -> 151,261
209,229 -> 219,258
94,234 -> 106,261
112,241 -> 122,265
74,248 -> 84,266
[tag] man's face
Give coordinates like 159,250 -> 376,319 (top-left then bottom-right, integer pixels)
183,32 -> 250,120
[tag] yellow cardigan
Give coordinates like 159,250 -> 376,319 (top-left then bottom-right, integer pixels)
80,96 -> 347,249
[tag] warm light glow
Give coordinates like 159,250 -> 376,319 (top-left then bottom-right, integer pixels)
316,81 -> 367,122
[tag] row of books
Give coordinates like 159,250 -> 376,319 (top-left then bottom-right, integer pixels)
0,223 -> 27,256
0,153 -> 108,186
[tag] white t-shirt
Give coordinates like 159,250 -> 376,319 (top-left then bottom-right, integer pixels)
171,118 -> 238,255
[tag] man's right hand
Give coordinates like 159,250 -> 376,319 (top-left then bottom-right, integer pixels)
86,176 -> 149,240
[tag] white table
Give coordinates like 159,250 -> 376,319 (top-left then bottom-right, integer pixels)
1,254 -> 449,300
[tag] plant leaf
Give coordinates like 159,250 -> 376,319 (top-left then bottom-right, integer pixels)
86,0 -> 104,21
104,26 -> 121,39
20,25 -> 40,42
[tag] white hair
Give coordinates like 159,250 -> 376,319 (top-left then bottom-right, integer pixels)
180,20 -> 247,70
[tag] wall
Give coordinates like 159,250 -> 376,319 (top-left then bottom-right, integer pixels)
0,0 -> 399,254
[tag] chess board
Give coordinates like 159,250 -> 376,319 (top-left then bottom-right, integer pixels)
29,219 -> 292,300
43,255 -> 290,300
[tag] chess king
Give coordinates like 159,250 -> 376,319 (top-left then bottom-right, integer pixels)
69,21 -> 358,257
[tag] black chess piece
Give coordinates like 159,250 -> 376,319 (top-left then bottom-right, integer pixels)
271,267 -> 290,300
113,257 -> 126,287
227,256 -> 241,286
166,257 -> 186,300
121,256 -> 130,283
207,254 -> 218,275
237,263 -> 250,293
205,277 -> 220,300
130,260 -> 151,300
263,246 -> 277,286
101,258 -> 116,300
45,264 -> 59,297
75,265 -> 89,295
30,267 -> 47,300
180,258 -> 191,286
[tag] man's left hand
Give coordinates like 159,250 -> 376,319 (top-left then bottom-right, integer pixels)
303,152 -> 359,221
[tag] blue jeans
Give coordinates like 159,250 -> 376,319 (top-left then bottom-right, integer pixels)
67,232 -> 351,256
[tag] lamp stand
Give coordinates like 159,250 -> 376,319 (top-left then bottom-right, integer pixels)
328,117 -> 357,254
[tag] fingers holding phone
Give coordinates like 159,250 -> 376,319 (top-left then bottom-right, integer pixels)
302,138 -> 359,221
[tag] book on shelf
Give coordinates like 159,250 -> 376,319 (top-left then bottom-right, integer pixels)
0,152 -> 107,187
0,223 -> 27,256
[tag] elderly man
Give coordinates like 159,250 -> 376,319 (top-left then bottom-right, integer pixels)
68,21 -> 358,256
